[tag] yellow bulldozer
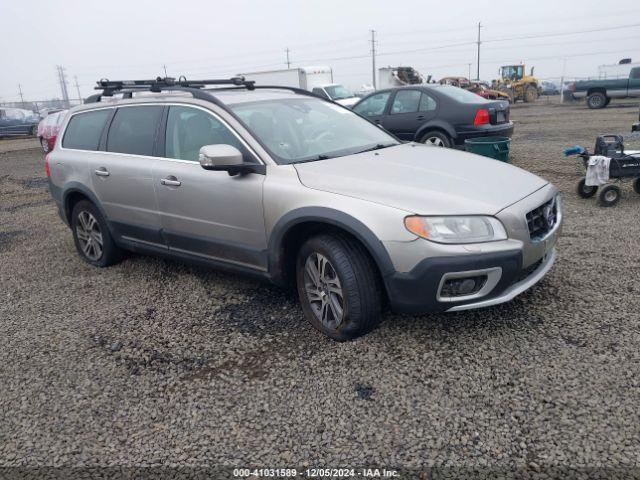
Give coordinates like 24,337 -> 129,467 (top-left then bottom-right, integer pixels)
492,64 -> 541,103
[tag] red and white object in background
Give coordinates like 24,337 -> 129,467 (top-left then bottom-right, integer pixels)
37,110 -> 68,153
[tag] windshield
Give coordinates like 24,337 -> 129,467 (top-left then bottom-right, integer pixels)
435,85 -> 490,104
229,97 -> 399,164
324,85 -> 354,100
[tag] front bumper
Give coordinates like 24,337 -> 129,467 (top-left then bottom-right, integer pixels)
385,247 -> 556,314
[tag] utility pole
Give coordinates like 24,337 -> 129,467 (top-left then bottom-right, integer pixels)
74,76 -> 82,103
18,84 -> 25,108
163,64 -> 168,77
56,65 -> 70,108
476,22 -> 482,81
285,48 -> 291,69
370,29 -> 377,89
560,57 -> 567,104
468,63 -> 472,80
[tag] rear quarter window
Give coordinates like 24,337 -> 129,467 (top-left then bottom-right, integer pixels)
62,109 -> 112,151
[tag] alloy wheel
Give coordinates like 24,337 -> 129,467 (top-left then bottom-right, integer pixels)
303,252 -> 344,328
76,211 -> 103,261
425,136 -> 445,147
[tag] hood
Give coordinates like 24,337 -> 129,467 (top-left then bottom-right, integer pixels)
335,97 -> 360,108
294,143 -> 548,215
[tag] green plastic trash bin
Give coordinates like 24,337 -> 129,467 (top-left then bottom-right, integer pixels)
464,136 -> 511,162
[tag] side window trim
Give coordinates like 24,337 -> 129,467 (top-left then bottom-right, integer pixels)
98,108 -> 117,151
154,105 -> 169,158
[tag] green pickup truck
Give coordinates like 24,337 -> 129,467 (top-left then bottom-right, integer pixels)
569,66 -> 640,109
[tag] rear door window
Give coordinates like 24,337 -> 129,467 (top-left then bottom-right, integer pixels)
107,105 -> 163,156
419,93 -> 437,111
62,109 -> 112,151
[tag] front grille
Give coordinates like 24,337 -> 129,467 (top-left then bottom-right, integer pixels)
526,198 -> 557,241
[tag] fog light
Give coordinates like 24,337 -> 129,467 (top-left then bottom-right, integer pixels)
440,275 -> 487,298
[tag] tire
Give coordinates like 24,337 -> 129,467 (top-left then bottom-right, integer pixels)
296,234 -> 381,341
524,85 -> 538,103
419,130 -> 451,148
71,200 -> 122,267
30,126 -> 37,136
40,137 -> 49,153
587,92 -> 607,109
576,178 -> 597,198
598,185 -> 621,207
633,178 -> 640,195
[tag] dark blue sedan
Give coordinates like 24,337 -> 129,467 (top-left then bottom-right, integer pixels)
0,108 -> 40,138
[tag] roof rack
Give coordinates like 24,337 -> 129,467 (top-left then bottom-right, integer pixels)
85,76 -> 255,103
84,76 -> 324,104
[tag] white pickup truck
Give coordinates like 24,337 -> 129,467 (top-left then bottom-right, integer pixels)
239,66 -> 360,108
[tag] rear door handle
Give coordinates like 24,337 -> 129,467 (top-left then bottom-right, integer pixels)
160,176 -> 181,187
417,115 -> 425,121
94,167 -> 109,177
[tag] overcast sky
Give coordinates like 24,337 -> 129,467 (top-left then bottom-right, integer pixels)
1,0 -> 639,103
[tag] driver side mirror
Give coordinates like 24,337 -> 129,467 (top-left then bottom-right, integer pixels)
199,144 -> 264,176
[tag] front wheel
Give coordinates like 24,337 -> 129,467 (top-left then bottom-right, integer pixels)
419,131 -> 451,148
576,178 -> 598,198
296,234 -> 381,341
598,185 -> 621,207
524,85 -> 538,103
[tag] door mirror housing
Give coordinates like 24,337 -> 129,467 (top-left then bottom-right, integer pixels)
199,144 -> 264,176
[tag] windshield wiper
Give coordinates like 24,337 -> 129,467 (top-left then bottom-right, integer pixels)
353,143 -> 396,155
294,154 -> 333,164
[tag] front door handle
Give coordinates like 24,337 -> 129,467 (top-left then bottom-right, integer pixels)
94,167 -> 109,177
416,115 -> 425,121
161,176 -> 181,187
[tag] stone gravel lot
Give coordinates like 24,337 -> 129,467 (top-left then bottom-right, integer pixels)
1,101 -> 639,478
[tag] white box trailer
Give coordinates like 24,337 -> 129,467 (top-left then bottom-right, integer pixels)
239,66 -> 360,107
239,66 -> 334,90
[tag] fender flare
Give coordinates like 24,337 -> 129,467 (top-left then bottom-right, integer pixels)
414,121 -> 457,143
267,207 -> 396,285
61,182 -> 110,226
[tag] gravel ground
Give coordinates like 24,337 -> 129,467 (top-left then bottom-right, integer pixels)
1,101 -> 639,479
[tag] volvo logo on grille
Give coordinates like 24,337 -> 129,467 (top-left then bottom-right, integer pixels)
542,202 -> 556,229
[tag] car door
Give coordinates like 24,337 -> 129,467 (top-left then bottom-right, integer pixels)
628,67 -> 640,97
86,105 -> 165,247
352,91 -> 392,127
381,89 -> 437,141
153,104 -> 267,271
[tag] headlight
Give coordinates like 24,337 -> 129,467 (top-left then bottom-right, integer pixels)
404,216 -> 507,244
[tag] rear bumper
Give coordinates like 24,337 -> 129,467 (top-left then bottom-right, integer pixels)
385,246 -> 556,315
454,123 -> 514,147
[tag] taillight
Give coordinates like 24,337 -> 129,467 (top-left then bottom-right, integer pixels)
567,82 -> 576,92
44,153 -> 51,177
474,108 -> 490,126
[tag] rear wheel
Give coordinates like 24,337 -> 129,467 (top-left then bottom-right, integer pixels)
587,92 -> 607,109
419,131 -> 451,148
296,234 -> 381,341
576,178 -> 598,198
598,185 -> 621,207
71,200 -> 122,267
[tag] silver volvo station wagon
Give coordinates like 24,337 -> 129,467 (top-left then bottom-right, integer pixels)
46,77 -> 561,340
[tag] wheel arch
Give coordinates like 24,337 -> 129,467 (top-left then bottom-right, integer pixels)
414,121 -> 456,143
62,182 -> 109,227
268,207 -> 396,289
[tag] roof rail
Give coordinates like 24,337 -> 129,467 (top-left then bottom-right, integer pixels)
85,76 -> 255,103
